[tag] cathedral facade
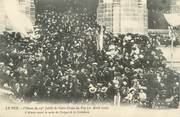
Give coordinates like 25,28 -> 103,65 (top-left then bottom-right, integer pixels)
97,0 -> 148,34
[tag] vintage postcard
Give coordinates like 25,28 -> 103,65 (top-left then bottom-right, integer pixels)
0,0 -> 180,117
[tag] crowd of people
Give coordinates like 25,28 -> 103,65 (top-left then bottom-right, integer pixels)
0,4 -> 179,108
149,34 -> 180,47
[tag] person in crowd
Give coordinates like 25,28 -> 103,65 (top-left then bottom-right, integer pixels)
138,89 -> 147,106
112,77 -> 121,106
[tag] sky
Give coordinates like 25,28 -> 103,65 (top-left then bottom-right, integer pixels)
37,0 -> 171,29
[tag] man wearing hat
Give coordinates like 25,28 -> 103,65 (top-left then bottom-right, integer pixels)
112,77 -> 121,106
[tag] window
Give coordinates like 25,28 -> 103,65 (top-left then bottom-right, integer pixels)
138,0 -> 143,8
113,0 -> 119,3
99,0 -> 103,3
19,0 -> 25,3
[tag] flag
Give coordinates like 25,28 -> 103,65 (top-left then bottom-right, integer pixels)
99,25 -> 104,51
164,13 -> 180,27
96,26 -> 104,51
3,0 -> 34,37
168,26 -> 176,41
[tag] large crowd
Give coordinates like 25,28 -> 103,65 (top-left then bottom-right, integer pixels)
0,4 -> 179,108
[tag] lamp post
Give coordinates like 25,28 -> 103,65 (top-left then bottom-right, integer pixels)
164,12 -> 180,106
168,26 -> 176,69
164,13 -> 180,69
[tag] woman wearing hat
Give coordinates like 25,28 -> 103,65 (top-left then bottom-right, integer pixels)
125,88 -> 136,103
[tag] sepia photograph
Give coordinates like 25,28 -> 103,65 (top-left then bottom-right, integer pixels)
0,0 -> 180,117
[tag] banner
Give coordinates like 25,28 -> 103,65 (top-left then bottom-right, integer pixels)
99,26 -> 104,51
3,0 -> 34,37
